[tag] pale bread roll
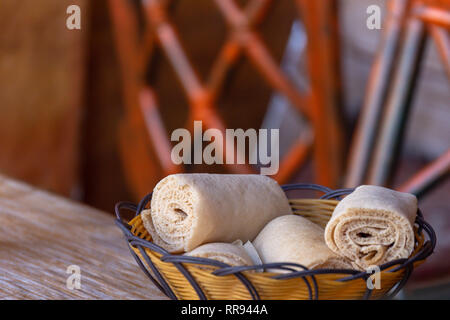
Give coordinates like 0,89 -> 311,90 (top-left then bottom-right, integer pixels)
324,185 -> 417,270
142,174 -> 292,253
254,215 -> 352,271
185,242 -> 253,267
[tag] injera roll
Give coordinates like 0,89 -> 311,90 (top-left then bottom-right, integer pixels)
253,215 -> 352,271
324,185 -> 417,270
142,174 -> 292,253
185,242 -> 253,267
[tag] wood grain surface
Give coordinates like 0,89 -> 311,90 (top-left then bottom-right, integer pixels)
0,175 -> 166,300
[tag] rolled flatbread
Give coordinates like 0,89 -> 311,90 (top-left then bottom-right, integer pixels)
324,185 -> 417,270
254,215 -> 352,271
185,242 -> 253,267
142,174 -> 292,253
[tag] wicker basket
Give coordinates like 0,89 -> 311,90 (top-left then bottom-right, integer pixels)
115,184 -> 436,300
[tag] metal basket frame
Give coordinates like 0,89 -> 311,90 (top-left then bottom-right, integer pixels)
114,183 -> 436,300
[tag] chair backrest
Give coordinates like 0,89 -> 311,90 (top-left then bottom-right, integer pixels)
108,0 -> 344,198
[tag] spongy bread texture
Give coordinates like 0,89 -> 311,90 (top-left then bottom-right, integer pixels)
185,242 -> 253,267
324,185 -> 417,270
141,173 -> 292,253
253,215 -> 352,271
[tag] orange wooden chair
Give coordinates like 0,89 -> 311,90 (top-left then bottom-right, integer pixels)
346,0 -> 450,197
108,0 -> 344,199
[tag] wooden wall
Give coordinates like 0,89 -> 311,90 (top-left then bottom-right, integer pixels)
0,0 -> 87,197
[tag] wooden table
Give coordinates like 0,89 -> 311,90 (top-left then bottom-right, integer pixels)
0,175 -> 166,299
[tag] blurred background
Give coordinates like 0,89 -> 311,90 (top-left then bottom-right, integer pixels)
0,0 -> 449,298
